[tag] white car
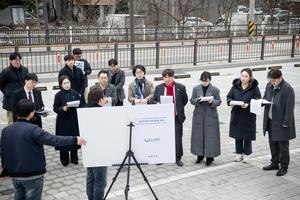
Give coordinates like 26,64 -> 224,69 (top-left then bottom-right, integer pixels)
0,33 -> 13,46
179,17 -> 213,27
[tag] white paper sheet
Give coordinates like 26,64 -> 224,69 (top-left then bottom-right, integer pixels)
250,99 -> 263,115
36,107 -> 53,114
75,61 -> 84,72
66,100 -> 80,107
230,100 -> 244,106
261,99 -> 273,105
160,96 -> 173,104
199,96 -> 213,102
102,101 -> 112,107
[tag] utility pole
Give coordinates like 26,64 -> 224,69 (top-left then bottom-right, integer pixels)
42,0 -> 50,51
129,0 -> 135,68
248,0 -> 255,36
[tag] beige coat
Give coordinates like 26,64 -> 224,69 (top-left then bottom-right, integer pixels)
128,79 -> 154,105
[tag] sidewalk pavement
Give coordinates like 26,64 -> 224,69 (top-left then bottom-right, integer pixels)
0,57 -> 300,200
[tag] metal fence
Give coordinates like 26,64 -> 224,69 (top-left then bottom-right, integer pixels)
0,35 -> 299,74
1,24 -> 300,46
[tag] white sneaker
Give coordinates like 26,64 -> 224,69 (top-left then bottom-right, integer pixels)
242,155 -> 250,163
234,154 -> 243,162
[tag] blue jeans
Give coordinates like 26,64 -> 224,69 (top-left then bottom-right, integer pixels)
12,176 -> 44,200
86,167 -> 107,200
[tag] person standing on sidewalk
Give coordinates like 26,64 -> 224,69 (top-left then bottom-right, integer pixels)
90,70 -> 117,106
152,68 -> 188,167
11,73 -> 45,128
53,75 -> 83,166
73,48 -> 92,102
1,99 -> 86,200
85,87 -> 107,200
190,71 -> 222,166
262,69 -> 296,176
58,55 -> 86,105
0,52 -> 28,125
128,65 -> 154,105
227,68 -> 261,163
107,59 -> 125,106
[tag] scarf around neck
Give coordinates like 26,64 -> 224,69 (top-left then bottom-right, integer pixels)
134,77 -> 148,99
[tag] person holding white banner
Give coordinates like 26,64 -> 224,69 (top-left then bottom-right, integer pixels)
53,75 -> 83,166
152,69 -> 188,167
128,65 -> 154,105
227,68 -> 261,163
84,87 -> 108,200
190,71 -> 222,166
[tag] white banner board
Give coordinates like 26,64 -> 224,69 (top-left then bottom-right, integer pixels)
77,104 -> 175,167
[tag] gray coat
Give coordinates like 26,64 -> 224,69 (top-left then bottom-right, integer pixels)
108,68 -> 126,102
263,79 -> 296,141
190,84 -> 222,157
90,83 -> 117,106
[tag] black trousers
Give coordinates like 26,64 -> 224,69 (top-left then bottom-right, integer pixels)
267,118 -> 290,169
115,100 -> 123,106
235,139 -> 252,155
175,117 -> 183,160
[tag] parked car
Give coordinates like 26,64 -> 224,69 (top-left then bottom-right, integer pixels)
0,33 -> 13,45
179,17 -> 213,27
24,12 -> 45,25
273,10 -> 290,21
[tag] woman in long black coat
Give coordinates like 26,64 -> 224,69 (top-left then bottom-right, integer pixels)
53,75 -> 82,166
227,68 -> 261,163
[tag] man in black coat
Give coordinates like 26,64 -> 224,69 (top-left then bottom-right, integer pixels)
58,54 -> 86,105
73,48 -> 92,102
11,73 -> 45,128
262,69 -> 296,176
0,52 -> 28,125
152,69 -> 188,167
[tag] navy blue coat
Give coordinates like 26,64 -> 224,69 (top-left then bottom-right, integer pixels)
227,78 -> 261,140
11,88 -> 45,128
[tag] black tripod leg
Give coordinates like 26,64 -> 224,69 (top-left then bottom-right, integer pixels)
103,155 -> 128,200
131,155 -> 159,200
124,153 -> 132,200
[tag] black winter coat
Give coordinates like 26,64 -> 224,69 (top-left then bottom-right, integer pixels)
0,65 -> 28,110
53,88 -> 82,151
58,65 -> 86,105
226,78 -> 261,140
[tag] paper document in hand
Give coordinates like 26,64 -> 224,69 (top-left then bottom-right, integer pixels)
261,99 -> 273,104
75,61 -> 84,72
250,99 -> 263,115
199,96 -> 213,102
66,100 -> 80,107
36,107 -> 52,114
230,100 -> 244,106
102,101 -> 112,107
160,96 -> 173,104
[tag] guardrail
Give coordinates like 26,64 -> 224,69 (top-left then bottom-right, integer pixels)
0,35 -> 299,73
0,24 -> 300,46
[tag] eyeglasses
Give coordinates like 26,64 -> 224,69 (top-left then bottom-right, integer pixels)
13,59 -> 21,62
269,78 -> 277,83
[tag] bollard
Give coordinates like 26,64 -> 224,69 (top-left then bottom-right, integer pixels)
163,43 -> 166,57
246,39 -> 249,52
96,45 -> 99,61
220,41 -> 222,54
271,37 -> 275,50
296,36 -> 299,49
57,48 -> 61,63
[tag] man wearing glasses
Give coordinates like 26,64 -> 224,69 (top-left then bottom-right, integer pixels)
0,52 -> 28,125
262,69 -> 296,176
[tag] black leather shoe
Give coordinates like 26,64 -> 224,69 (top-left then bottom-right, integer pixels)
195,156 -> 204,164
263,163 -> 280,170
176,160 -> 183,167
276,168 -> 287,176
205,157 -> 214,166
71,160 -> 78,165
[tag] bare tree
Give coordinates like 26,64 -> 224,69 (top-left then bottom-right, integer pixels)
256,0 -> 281,24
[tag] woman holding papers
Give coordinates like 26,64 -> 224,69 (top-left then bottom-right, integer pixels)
190,71 -> 222,166
227,68 -> 261,163
128,65 -> 154,105
53,75 -> 83,166
85,87 -> 107,200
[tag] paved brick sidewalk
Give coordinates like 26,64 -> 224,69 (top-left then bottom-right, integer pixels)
0,59 -> 300,199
